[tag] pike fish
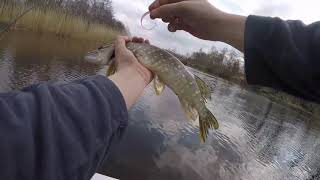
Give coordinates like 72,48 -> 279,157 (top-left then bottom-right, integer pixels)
85,42 -> 219,142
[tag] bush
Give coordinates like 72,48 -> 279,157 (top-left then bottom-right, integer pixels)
185,47 -> 244,83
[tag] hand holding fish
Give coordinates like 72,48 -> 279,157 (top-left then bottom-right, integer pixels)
109,36 -> 153,109
114,36 -> 153,84
149,0 -> 246,51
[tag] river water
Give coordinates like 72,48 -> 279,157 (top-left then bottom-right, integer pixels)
0,33 -> 320,180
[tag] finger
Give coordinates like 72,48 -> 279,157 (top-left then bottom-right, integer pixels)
150,3 -> 183,20
138,37 -> 144,43
115,36 -> 126,47
118,36 -> 131,44
149,0 -> 187,11
115,36 -> 130,53
149,0 -> 160,11
132,36 -> 140,42
175,24 -> 187,31
132,37 -> 144,43
119,35 -> 131,41
125,37 -> 132,43
168,23 -> 177,32
149,0 -> 172,11
168,21 -> 187,32
162,16 -> 174,23
173,18 -> 186,29
173,17 -> 182,24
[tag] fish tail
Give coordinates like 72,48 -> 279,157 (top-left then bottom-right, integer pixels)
199,108 -> 219,142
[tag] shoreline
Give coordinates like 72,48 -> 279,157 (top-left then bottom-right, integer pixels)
186,63 -> 320,118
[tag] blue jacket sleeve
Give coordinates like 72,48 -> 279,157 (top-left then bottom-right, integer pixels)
0,75 -> 128,180
245,15 -> 320,103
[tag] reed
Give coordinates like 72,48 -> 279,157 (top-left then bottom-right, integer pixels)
0,2 -> 120,43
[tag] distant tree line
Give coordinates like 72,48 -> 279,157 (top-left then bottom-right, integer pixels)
8,0 -> 126,32
188,48 -> 242,78
168,47 -> 245,84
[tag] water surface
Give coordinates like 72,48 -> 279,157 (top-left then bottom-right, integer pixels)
0,33 -> 319,180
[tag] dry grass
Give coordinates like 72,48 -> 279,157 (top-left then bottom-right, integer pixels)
0,2 -> 120,42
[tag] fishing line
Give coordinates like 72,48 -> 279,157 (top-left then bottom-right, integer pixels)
141,11 -> 157,30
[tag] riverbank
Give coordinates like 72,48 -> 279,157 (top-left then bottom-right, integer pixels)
169,48 -> 246,85
199,63 -> 320,116
171,49 -> 320,117
0,2 -> 122,42
252,87 -> 320,118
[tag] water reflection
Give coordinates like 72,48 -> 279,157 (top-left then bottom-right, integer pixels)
0,33 -> 320,180
101,72 -> 320,180
0,32 -> 102,91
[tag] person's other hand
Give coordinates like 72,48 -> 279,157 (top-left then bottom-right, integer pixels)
149,0 -> 246,51
149,0 -> 226,41
114,36 -> 153,84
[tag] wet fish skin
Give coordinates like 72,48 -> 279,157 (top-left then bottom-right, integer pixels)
86,42 -> 219,142
127,43 -> 201,108
127,42 -> 219,141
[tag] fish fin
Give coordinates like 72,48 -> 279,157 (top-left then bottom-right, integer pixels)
107,59 -> 116,76
194,75 -> 211,100
107,57 -> 116,66
199,108 -> 219,142
101,45 -> 116,65
179,97 -> 199,122
154,75 -> 165,95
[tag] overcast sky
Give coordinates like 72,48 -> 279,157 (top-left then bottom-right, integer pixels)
113,0 -> 320,54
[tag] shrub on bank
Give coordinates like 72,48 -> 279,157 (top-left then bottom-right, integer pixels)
0,1 -> 123,42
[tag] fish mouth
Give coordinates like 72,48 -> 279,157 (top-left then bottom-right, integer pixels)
84,44 -> 115,65
84,51 -> 100,64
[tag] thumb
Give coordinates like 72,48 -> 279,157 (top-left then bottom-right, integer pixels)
115,36 -> 131,54
150,3 -> 184,19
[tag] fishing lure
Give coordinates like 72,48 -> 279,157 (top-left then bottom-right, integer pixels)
140,11 -> 157,30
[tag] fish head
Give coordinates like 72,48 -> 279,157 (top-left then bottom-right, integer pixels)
84,44 -> 115,65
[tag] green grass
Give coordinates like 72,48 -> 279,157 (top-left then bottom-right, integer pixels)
0,2 -> 120,42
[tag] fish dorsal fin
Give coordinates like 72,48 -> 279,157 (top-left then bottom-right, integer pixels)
194,75 -> 211,100
179,97 -> 199,122
107,59 -> 116,76
154,75 -> 165,95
